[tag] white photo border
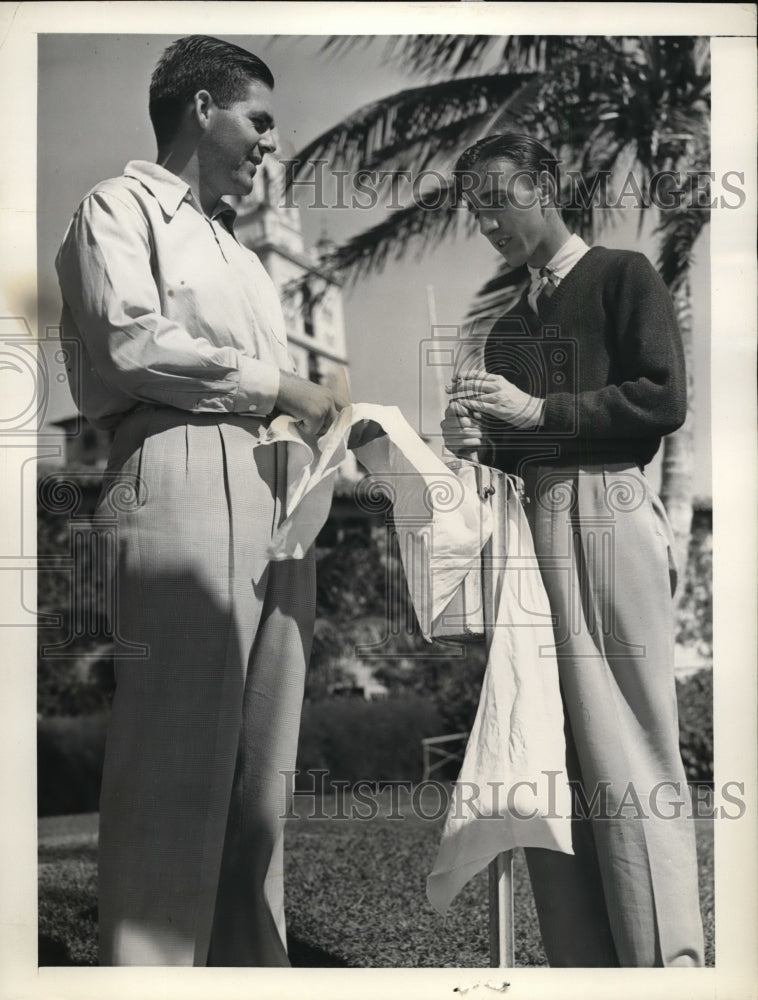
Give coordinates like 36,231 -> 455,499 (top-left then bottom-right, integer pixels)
1,3 -> 755,999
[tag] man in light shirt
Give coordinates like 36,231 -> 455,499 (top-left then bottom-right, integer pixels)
442,133 -> 704,967
56,35 -> 343,967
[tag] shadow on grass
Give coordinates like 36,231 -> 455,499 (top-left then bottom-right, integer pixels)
39,933 -> 84,966
38,933 -> 349,968
287,936 -> 351,968
38,801 -> 715,967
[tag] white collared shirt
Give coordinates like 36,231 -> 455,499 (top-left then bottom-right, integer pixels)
527,233 -> 591,312
56,160 -> 295,429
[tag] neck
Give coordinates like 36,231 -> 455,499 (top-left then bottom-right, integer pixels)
157,144 -> 218,216
527,213 -> 572,269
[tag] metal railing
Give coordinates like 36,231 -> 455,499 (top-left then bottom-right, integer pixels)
421,732 -> 469,782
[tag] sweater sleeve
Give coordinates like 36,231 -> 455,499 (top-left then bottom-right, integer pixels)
541,253 -> 687,440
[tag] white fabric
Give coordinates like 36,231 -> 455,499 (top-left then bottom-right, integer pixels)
257,403 -> 572,914
261,403 -> 491,637
527,232 -> 590,311
427,478 -> 573,915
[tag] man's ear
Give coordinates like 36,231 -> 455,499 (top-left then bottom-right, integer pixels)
192,89 -> 214,131
538,169 -> 558,207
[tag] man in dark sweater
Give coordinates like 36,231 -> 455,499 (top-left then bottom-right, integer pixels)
442,133 -> 704,967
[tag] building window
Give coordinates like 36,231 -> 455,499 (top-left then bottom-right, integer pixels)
307,352 -> 321,385
302,282 -> 315,337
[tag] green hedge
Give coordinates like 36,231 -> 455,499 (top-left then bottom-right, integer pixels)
37,673 -> 713,816
295,694 -> 443,789
37,713 -> 108,817
676,670 -> 713,784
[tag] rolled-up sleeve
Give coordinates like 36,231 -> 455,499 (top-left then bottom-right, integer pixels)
55,191 -> 280,416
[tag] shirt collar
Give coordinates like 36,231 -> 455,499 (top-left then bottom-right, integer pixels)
527,233 -> 590,282
123,160 -> 238,227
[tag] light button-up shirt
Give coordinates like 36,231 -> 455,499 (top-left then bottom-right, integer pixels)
55,160 -> 295,429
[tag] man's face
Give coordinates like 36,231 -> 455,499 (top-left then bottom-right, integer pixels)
463,157 -> 549,268
201,78 -> 277,198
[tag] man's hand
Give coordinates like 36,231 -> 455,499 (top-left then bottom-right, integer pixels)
448,371 -> 545,430
275,371 -> 343,436
441,401 -> 487,459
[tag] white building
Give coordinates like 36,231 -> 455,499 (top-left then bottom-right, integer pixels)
234,158 -> 352,408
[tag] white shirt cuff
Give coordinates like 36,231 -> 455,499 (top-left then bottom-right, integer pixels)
234,357 -> 281,416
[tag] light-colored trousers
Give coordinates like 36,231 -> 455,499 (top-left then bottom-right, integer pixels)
521,462 -> 705,967
95,408 -> 315,966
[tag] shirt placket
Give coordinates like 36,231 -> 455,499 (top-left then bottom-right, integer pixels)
206,216 -> 230,264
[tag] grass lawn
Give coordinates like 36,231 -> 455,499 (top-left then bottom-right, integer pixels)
38,788 -> 715,968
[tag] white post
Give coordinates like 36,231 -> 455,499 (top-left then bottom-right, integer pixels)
477,464 -> 516,968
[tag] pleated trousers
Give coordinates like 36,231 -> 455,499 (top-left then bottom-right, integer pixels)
521,462 -> 704,967
95,407 -> 315,966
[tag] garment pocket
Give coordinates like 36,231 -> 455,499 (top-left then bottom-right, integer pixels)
600,463 -> 678,597
628,465 -> 679,597
646,482 -> 679,597
96,408 -> 155,516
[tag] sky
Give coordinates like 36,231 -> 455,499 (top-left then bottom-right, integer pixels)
37,32 -> 711,496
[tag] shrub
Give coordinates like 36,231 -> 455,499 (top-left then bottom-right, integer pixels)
37,492 -> 115,718
295,694 -> 443,788
305,618 -> 357,701
37,713 -> 108,817
676,507 -> 713,659
676,669 -> 713,784
37,669 -> 713,818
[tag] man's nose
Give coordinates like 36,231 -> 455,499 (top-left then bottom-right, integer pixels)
259,131 -> 277,155
479,215 -> 498,236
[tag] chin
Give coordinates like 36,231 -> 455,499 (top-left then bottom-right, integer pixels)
233,175 -> 255,195
501,249 -> 524,267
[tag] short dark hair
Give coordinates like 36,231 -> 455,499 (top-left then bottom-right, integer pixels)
453,133 -> 560,203
149,35 -> 275,147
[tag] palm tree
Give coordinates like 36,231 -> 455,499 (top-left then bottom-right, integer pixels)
288,35 -> 710,580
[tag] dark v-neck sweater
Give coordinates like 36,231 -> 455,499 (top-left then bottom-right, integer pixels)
482,246 -> 687,475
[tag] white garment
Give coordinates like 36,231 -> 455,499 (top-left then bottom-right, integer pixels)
426,478 -> 573,915
257,404 -> 572,913
261,403 -> 491,636
55,160 -> 292,429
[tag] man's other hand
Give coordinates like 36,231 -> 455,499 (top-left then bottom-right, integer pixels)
276,372 -> 343,436
441,401 -> 486,458
449,371 -> 544,430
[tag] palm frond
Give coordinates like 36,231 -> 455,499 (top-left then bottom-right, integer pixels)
286,73 -> 534,183
287,32 -> 712,304
382,35 -> 501,77
383,34 -> 588,77
318,179 -> 472,282
655,202 -> 709,293
363,111 -> 496,176
482,74 -> 555,135
466,259 -> 530,323
318,36 -> 381,59
499,35 -> 589,73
